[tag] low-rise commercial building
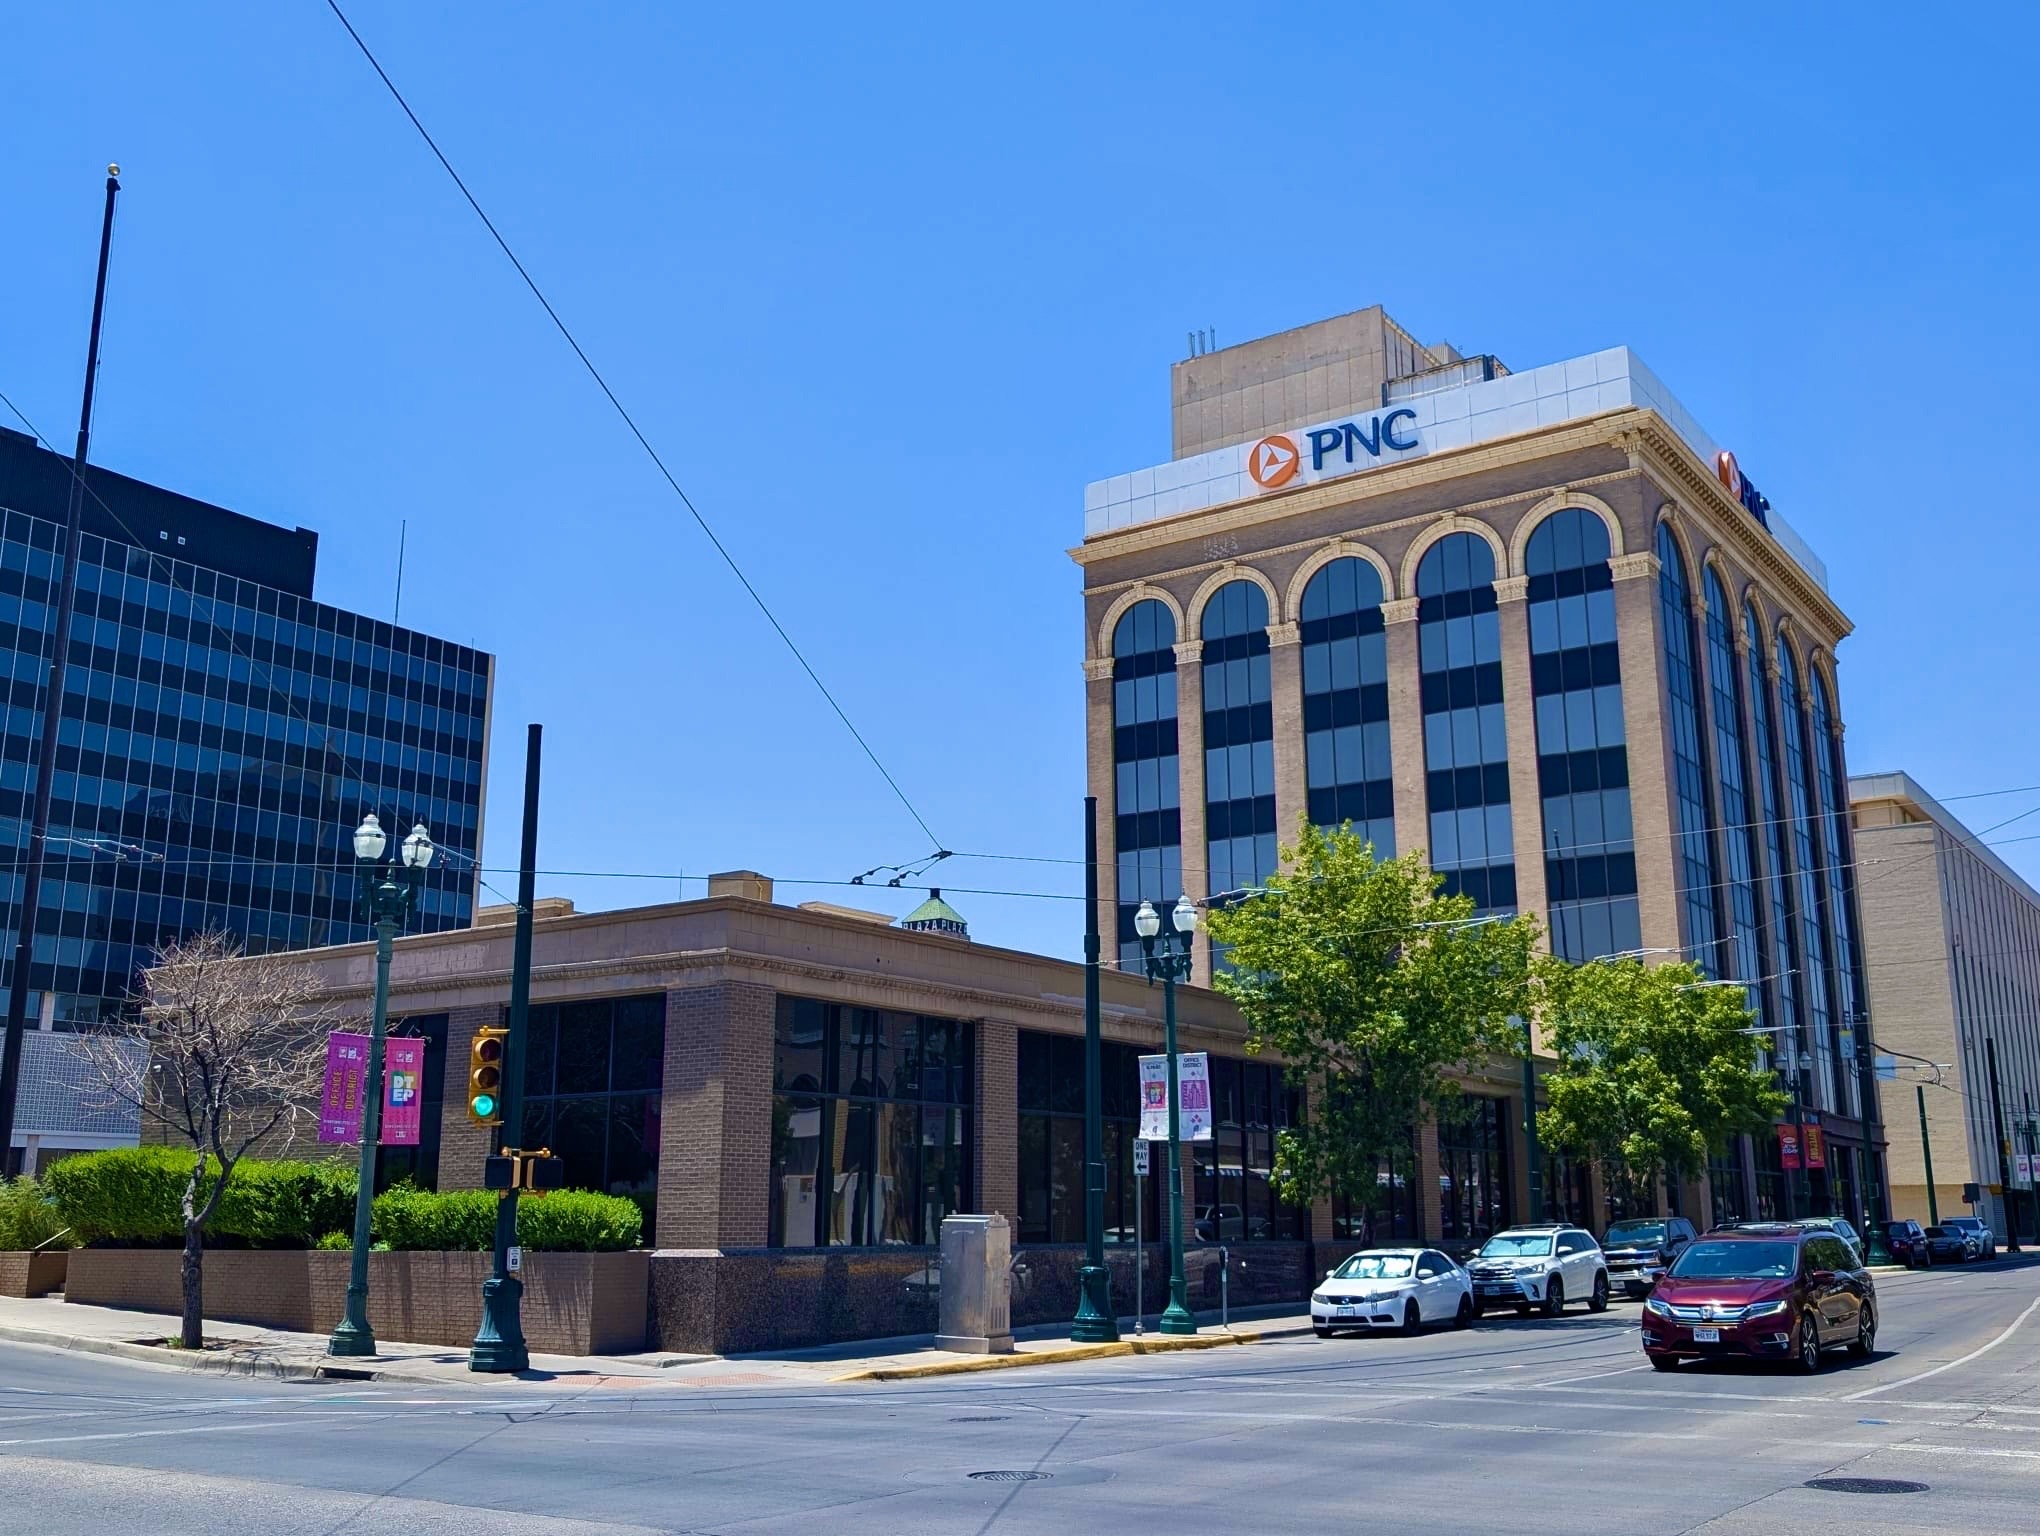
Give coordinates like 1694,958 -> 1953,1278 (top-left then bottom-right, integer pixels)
1852,772 -> 2040,1241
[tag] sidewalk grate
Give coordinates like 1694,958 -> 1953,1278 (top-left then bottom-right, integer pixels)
1804,1478 -> 1928,1496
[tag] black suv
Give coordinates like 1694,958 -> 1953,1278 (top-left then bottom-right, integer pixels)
1602,1216 -> 1697,1298
1882,1219 -> 1932,1268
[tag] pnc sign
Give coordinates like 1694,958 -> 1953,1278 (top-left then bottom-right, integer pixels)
1715,450 -> 1773,530
1245,407 -> 1422,494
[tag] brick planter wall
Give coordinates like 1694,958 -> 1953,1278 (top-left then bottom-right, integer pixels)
65,1249 -> 647,1355
0,1250 -> 67,1297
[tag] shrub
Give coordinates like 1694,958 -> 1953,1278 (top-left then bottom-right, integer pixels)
370,1187 -> 642,1252
0,1176 -> 74,1251
315,1230 -> 351,1251
44,1147 -> 356,1247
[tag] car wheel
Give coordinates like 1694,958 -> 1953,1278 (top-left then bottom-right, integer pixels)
1454,1294 -> 1474,1330
1850,1302 -> 1876,1359
1313,1326 -> 1332,1339
1402,1299 -> 1423,1337
1795,1312 -> 1823,1374
1543,1277 -> 1565,1317
1648,1354 -> 1680,1372
1589,1272 -> 1610,1313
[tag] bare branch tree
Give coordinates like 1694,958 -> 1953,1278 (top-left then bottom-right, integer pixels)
69,932 -> 341,1348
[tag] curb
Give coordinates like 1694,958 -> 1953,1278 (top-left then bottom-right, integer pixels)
0,1322 -> 388,1382
836,1327 -> 1267,1382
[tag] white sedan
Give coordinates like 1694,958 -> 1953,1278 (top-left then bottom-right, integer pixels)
1311,1247 -> 1475,1336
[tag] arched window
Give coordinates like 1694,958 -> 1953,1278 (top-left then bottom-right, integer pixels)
1747,607 -> 1807,1100
1705,571 -> 1767,1032
1808,670 -> 1863,1118
1657,526 -> 1722,972
1416,533 -> 1513,912
1526,509 -> 1637,960
1776,639 -> 1838,1114
1111,600 -> 1180,970
1300,558 -> 1394,854
1201,582 -> 1276,917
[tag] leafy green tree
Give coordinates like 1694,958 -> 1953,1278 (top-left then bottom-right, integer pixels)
1205,822 -> 1539,1211
1533,956 -> 1788,1193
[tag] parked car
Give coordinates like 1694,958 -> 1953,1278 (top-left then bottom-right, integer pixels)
1312,1248 -> 1474,1337
1642,1229 -> 1876,1373
1942,1216 -> 1996,1259
1922,1225 -> 1977,1263
1467,1225 -> 1609,1316
1602,1216 -> 1698,1298
1881,1218 -> 1932,1268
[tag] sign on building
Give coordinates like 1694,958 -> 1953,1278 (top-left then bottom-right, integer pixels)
1138,1052 -> 1213,1143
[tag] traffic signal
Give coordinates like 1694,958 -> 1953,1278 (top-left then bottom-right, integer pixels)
467,1024 -> 507,1125
524,1153 -> 565,1192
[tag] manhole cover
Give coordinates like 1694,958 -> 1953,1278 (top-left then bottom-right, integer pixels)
969,1470 -> 1051,1483
950,1416 -> 1012,1423
1804,1478 -> 1928,1496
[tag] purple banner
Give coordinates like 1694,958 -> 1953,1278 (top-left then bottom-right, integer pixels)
319,1031 -> 370,1144
382,1036 -> 424,1147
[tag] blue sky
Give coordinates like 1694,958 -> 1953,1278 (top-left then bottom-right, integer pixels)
5,3 -> 2037,959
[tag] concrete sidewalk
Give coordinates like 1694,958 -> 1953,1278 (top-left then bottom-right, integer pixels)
0,1292 -> 1309,1390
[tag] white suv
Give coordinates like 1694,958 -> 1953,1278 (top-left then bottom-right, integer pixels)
1467,1225 -> 1610,1316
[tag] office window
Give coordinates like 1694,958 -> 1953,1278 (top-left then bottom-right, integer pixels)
1300,557 -> 1395,855
1417,534 -> 1514,912
518,993 -> 665,1227
769,996 -> 973,1248
1706,572 -> 1768,1041
1526,510 -> 1638,960
1191,1054 -> 1307,1240
1747,607 -> 1807,1094
1332,1134 -> 1419,1243
1112,601 -> 1181,971
1809,673 -> 1866,1119
1657,526 -> 1722,973
1438,1096 -> 1511,1243
1202,582 -> 1276,968
1776,643 -> 1838,1113
1015,1030 -> 1157,1245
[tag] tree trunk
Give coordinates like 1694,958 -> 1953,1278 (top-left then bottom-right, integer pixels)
180,1218 -> 204,1350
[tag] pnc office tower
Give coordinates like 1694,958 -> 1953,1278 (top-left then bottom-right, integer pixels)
1074,305 -> 1883,1230
0,426 -> 490,1166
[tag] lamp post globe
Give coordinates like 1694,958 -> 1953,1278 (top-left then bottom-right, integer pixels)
1172,895 -> 1198,936
401,823 -> 436,870
353,813 -> 387,863
1134,900 -> 1160,941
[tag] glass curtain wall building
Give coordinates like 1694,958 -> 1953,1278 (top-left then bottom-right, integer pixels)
1417,534 -> 1514,912
1111,600 -> 1180,970
0,431 -> 489,1027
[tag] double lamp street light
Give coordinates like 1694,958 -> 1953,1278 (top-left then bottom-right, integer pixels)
1133,895 -> 1198,1337
328,813 -> 435,1360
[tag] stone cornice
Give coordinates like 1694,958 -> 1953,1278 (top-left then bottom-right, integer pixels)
1492,575 -> 1530,604
1266,621 -> 1300,648
1082,657 -> 1114,682
1172,639 -> 1205,664
1380,597 -> 1421,625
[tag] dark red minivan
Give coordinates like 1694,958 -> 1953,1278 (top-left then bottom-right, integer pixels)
1641,1227 -> 1876,1373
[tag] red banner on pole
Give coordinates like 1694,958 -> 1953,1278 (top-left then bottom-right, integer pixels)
1801,1124 -> 1826,1170
1778,1124 -> 1802,1170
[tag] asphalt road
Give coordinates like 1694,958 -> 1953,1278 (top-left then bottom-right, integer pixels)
1,1259 -> 2036,1535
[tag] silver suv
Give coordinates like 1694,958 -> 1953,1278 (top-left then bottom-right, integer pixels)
1468,1224 -> 1610,1316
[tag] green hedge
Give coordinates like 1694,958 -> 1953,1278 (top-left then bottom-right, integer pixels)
43,1148 -> 643,1252
0,1176 -> 74,1251
369,1187 -> 642,1252
43,1147 -> 355,1248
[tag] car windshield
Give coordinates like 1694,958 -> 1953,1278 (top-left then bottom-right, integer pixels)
1333,1254 -> 1415,1280
1926,1227 -> 1947,1238
1945,1219 -> 1980,1231
1478,1234 -> 1554,1257
1670,1240 -> 1797,1280
1605,1221 -> 1667,1247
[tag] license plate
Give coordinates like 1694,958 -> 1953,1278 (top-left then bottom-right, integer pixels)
1335,1306 -> 1359,1317
1692,1327 -> 1720,1343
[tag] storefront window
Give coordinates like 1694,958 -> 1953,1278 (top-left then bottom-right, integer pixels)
1017,1031 -> 1156,1244
770,996 -> 974,1247
1192,1055 -> 1307,1240
1438,1096 -> 1511,1243
1333,1135 -> 1418,1243
518,994 -> 665,1228
1709,1147 -> 1747,1228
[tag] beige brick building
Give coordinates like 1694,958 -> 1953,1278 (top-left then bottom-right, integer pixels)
1852,772 -> 2040,1241
1077,304 -> 1887,1236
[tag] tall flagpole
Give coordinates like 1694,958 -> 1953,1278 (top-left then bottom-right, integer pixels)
0,166 -> 122,1172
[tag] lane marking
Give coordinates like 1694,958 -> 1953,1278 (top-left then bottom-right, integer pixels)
1533,1363 -> 1654,1387
1844,1293 -> 2040,1401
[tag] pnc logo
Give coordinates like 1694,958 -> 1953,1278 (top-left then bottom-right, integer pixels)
1247,434 -> 1301,489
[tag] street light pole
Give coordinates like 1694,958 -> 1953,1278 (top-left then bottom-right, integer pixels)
1917,1084 -> 1938,1227
1136,897 -> 1198,1336
328,815 -> 434,1359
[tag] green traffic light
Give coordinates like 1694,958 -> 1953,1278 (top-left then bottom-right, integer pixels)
472,1093 -> 497,1118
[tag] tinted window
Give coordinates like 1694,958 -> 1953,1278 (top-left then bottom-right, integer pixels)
1417,1255 -> 1442,1277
